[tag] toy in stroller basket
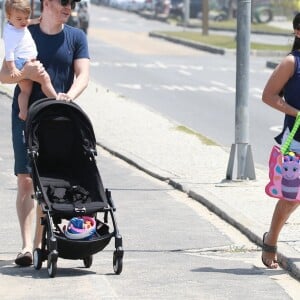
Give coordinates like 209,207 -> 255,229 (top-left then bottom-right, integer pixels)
25,98 -> 124,277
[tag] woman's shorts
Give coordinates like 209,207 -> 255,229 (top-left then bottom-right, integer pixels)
282,128 -> 300,154
12,108 -> 31,175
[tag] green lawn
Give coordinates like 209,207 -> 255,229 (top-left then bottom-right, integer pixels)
156,30 -> 292,51
158,18 -> 293,51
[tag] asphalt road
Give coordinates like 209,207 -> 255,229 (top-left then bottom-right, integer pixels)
86,5 -> 288,168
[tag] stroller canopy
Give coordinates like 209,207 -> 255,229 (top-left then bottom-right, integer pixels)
25,98 -> 97,155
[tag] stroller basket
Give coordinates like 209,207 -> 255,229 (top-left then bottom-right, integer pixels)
55,221 -> 113,259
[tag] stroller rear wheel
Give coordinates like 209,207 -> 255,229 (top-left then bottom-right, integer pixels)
83,255 -> 93,268
33,248 -> 43,270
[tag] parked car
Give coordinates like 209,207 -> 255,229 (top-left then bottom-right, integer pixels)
144,0 -> 156,12
169,0 -> 221,20
169,0 -> 273,23
66,0 -> 90,34
31,0 -> 41,18
77,1 -> 89,33
154,0 -> 171,17
169,0 -> 193,19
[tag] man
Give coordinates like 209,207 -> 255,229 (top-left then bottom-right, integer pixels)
0,0 -> 89,266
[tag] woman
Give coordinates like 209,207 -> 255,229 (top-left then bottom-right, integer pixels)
262,13 -> 300,269
0,0 -> 89,266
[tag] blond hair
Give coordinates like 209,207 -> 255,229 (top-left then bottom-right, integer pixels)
5,0 -> 31,18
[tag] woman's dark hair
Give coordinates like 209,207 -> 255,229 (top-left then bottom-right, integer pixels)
279,13 -> 300,97
292,13 -> 300,51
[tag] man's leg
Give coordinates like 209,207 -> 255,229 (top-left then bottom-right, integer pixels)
15,174 -> 34,266
33,205 -> 43,250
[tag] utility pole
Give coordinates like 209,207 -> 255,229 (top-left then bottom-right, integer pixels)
183,0 -> 190,28
202,0 -> 209,35
226,0 -> 256,180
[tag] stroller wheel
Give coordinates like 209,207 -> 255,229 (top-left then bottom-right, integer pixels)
83,255 -> 93,268
47,258 -> 57,278
113,247 -> 123,275
33,248 -> 43,270
47,252 -> 58,278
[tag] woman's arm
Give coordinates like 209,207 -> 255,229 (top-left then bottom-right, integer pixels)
262,54 -> 298,117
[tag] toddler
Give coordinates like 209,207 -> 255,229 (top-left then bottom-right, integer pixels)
3,0 -> 57,120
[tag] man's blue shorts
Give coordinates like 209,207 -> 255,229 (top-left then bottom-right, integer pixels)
12,108 -> 31,175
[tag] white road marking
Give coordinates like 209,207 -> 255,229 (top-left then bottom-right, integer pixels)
117,83 -> 142,90
270,125 -> 283,133
178,70 -> 192,76
90,61 -> 100,67
114,82 -> 268,94
93,61 -> 264,95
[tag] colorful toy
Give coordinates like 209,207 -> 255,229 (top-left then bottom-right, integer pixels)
64,216 -> 96,240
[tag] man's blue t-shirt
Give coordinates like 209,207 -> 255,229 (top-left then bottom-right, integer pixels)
12,24 -> 89,111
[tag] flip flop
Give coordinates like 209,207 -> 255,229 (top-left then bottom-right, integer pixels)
15,251 -> 32,267
261,232 -> 278,268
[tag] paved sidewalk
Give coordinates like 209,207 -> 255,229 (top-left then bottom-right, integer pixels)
78,81 -> 300,280
1,35 -> 300,281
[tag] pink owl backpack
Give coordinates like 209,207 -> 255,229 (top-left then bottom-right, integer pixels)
265,113 -> 300,202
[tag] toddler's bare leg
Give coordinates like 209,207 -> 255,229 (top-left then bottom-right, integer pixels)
18,80 -> 33,120
38,72 -> 57,98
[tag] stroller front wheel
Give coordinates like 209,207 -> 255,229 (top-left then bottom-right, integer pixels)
47,258 -> 57,278
83,255 -> 93,268
33,248 -> 43,270
113,247 -> 123,275
47,251 -> 58,278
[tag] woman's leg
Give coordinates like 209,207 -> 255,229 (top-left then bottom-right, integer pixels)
262,200 -> 300,268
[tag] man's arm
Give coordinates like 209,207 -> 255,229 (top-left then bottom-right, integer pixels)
57,58 -> 89,101
0,59 -> 46,84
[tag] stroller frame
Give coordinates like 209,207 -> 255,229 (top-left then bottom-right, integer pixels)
25,98 -> 124,277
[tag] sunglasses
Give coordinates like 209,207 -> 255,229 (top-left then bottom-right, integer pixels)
60,0 -> 76,9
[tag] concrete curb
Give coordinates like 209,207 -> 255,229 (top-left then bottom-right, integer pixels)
149,31 -> 225,55
149,31 -> 288,57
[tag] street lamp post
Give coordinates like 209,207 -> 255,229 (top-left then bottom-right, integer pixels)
226,0 -> 256,180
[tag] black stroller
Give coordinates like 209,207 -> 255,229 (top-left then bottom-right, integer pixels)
25,98 -> 123,277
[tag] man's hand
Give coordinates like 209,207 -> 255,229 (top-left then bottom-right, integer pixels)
56,93 -> 73,102
22,60 -> 46,81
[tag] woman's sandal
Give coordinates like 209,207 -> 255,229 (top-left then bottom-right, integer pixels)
261,232 -> 278,268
